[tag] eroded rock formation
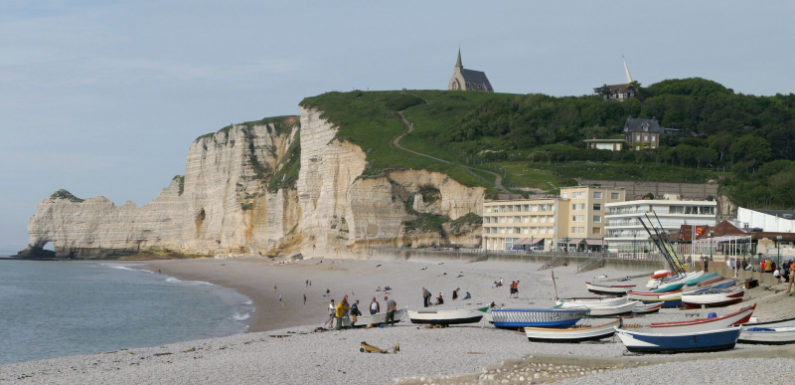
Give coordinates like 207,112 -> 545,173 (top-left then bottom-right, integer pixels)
22,109 -> 484,259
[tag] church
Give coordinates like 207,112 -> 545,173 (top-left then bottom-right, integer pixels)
448,50 -> 493,92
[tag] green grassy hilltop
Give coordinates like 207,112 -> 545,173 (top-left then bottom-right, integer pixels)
298,79 -> 794,208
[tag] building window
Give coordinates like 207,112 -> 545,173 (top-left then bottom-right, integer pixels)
593,203 -> 601,211
562,192 -> 568,199
593,227 -> 601,234
651,136 -> 656,142
593,215 -> 601,223
611,192 -> 620,200
593,192 -> 602,199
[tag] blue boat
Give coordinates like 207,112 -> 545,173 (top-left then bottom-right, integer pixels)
652,281 -> 685,293
491,308 -> 589,329
616,326 -> 742,353
686,272 -> 717,286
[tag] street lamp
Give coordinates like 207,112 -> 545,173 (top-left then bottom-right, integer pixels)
777,235 -> 783,268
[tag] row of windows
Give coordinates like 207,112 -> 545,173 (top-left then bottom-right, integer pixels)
484,204 -> 555,213
571,203 -> 603,211
484,227 -> 554,235
561,191 -> 621,200
606,205 -> 715,216
571,215 -> 602,223
484,216 -> 554,224
571,227 -> 603,234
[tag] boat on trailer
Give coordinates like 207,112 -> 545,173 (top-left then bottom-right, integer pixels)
649,304 -> 756,333
491,308 -> 589,329
524,318 -> 621,343
739,316 -> 795,345
681,285 -> 745,309
585,281 -> 636,296
407,308 -> 483,325
616,326 -> 742,353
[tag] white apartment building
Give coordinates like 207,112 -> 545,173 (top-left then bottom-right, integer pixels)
604,197 -> 717,257
482,199 -> 566,251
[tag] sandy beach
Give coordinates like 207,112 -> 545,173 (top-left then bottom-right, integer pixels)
2,256 -> 794,384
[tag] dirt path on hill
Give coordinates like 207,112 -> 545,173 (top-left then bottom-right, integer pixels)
393,110 -> 508,193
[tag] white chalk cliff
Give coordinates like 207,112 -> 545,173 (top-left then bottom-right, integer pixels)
22,109 -> 484,259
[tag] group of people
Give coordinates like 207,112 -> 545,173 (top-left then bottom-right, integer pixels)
773,260 -> 795,294
422,287 -> 471,307
326,295 -> 397,330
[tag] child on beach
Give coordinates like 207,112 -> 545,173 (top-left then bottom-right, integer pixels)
369,297 -> 380,315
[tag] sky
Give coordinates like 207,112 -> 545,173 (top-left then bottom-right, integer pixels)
0,0 -> 793,252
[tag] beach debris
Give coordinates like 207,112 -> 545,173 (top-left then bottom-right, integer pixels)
359,341 -> 399,354
152,352 -> 172,357
268,334 -> 291,338
181,348 -> 196,353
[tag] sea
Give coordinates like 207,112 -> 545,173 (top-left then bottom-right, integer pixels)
0,253 -> 254,365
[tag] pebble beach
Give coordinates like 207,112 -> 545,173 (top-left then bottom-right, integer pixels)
2,256 -> 794,384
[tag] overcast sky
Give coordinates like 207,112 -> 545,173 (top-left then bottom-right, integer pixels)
0,0 -> 793,252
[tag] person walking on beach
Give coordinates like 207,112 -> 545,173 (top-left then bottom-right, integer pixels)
452,288 -> 459,300
350,300 -> 361,326
385,296 -> 397,325
327,299 -> 335,328
334,295 -> 350,330
303,293 -> 307,305
422,287 -> 432,307
369,296 -> 380,315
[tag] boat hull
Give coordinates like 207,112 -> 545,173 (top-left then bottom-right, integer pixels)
650,304 -> 756,333
633,302 -> 663,314
738,326 -> 795,345
491,308 -> 588,329
616,327 -> 741,354
408,309 -> 483,325
525,319 -> 620,343
682,286 -> 744,309
687,272 -> 717,286
585,282 -> 635,296
349,309 -> 406,327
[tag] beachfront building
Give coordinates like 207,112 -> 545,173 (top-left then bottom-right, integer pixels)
482,198 -> 566,251
736,207 -> 795,233
604,196 -> 717,258
559,186 -> 625,252
448,49 -> 493,92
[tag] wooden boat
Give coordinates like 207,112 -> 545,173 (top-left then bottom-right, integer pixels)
627,290 -> 683,308
697,275 -> 724,287
686,272 -> 717,286
408,308 -> 483,325
524,318 -> 621,343
585,281 -> 636,296
491,308 -> 589,329
649,304 -> 756,333
346,309 -> 406,327
633,302 -> 663,314
681,285 -> 745,309
556,297 -> 636,317
739,316 -> 795,345
616,326 -> 742,353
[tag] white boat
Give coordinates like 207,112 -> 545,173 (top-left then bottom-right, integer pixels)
681,285 -> 745,309
408,308 -> 483,325
632,302 -> 663,314
585,281 -> 636,296
556,297 -> 636,317
524,318 -> 621,343
649,304 -> 756,333
739,315 -> 795,345
556,296 -> 628,306
345,308 -> 407,327
646,271 -> 700,290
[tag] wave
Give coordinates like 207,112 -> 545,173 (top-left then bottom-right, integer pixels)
232,312 -> 251,321
105,264 -> 149,273
164,276 -> 215,287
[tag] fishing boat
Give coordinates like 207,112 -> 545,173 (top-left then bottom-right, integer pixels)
556,297 -> 637,317
615,326 -> 742,353
348,308 -> 407,327
739,316 -> 795,345
697,275 -> 725,287
686,272 -> 717,286
524,318 -> 621,343
627,290 -> 683,308
407,308 -> 483,325
681,285 -> 745,309
633,302 -> 663,314
649,304 -> 756,333
584,281 -> 636,296
491,308 -> 589,329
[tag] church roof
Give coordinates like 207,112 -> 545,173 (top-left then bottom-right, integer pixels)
461,68 -> 493,90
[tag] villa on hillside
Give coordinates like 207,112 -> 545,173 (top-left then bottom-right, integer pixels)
448,50 -> 493,92
624,117 -> 663,150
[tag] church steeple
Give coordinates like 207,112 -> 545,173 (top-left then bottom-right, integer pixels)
455,49 -> 462,69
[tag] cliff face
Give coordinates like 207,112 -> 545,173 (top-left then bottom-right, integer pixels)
23,109 -> 484,259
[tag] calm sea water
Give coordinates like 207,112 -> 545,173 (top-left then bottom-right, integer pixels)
0,258 -> 253,365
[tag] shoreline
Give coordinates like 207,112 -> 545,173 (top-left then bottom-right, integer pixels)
3,256 -> 795,384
